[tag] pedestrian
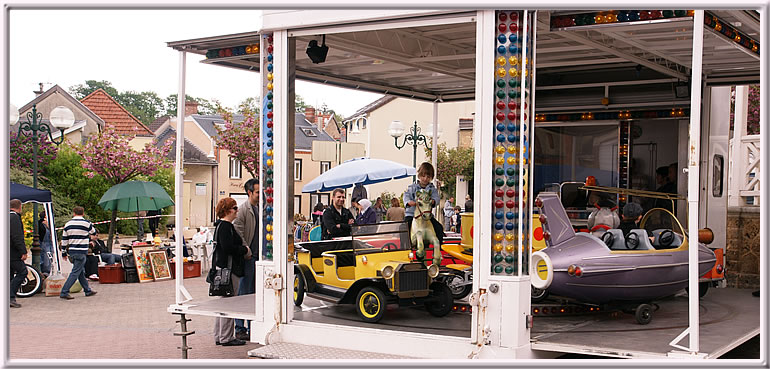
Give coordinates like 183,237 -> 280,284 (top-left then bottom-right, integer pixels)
10,199 -> 27,308
386,198 -> 405,222
59,206 -> 98,300
355,199 -> 377,225
147,209 -> 161,237
232,178 -> 260,341
212,197 -> 250,346
453,206 -> 462,233
464,194 -> 474,213
443,197 -> 455,231
372,197 -> 386,223
136,210 -> 147,241
38,212 -> 53,277
311,202 -> 325,225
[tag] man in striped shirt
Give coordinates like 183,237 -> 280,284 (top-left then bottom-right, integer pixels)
59,206 -> 98,299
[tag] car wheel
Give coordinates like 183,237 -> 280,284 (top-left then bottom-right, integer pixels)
635,303 -> 653,325
531,286 -> 549,303
17,265 -> 42,298
293,273 -> 305,307
686,282 -> 710,298
445,272 -> 472,300
425,282 -> 454,317
356,286 -> 387,323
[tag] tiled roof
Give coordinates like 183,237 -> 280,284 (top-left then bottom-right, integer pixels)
149,115 -> 170,133
191,114 -> 246,140
294,112 -> 336,150
18,84 -> 105,128
80,89 -> 154,136
344,95 -> 395,121
155,127 -> 218,166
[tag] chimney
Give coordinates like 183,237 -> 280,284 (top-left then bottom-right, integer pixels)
304,107 -> 315,123
184,100 -> 199,116
316,116 -> 324,131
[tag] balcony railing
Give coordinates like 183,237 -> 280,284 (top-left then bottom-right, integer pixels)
729,134 -> 760,206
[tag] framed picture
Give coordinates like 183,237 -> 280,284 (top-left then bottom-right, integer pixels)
148,250 -> 171,281
132,246 -> 155,283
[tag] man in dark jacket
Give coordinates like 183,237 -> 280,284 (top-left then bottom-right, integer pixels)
10,199 -> 27,308
321,188 -> 354,240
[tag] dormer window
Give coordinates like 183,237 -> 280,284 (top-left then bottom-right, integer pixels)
301,128 -> 317,137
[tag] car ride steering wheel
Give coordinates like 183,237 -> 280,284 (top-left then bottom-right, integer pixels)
600,232 -> 614,248
381,242 -> 398,251
658,230 -> 675,247
625,232 -> 640,250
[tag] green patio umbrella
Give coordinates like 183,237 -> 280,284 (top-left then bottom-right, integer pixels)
98,181 -> 174,212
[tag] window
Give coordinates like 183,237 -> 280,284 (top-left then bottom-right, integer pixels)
321,161 -> 331,174
294,195 -> 302,216
712,154 -> 724,197
229,157 -> 242,179
310,193 -> 330,211
294,159 -> 302,181
301,128 -> 317,137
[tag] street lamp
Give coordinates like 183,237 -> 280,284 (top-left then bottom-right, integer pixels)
10,104 -> 74,273
389,120 -> 441,180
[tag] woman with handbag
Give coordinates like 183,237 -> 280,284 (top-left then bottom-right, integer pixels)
211,197 -> 251,346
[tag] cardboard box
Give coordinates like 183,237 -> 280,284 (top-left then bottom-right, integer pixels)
98,265 -> 125,284
169,261 -> 201,279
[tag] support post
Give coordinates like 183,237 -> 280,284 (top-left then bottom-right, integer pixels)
173,313 -> 195,359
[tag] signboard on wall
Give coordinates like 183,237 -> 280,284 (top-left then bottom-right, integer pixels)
195,183 -> 206,196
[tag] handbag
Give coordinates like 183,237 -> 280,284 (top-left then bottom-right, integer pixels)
208,224 -> 234,297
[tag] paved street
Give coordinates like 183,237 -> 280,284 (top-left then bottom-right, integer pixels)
10,238 -> 262,360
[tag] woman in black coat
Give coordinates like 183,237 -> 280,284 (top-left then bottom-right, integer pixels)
212,197 -> 251,346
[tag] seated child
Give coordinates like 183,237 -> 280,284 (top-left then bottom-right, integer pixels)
403,162 -> 445,247
619,202 -> 644,237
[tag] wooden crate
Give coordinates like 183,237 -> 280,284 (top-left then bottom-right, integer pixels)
169,261 -> 201,279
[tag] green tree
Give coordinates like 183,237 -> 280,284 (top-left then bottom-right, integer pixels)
237,97 -> 260,115
69,80 -> 119,99
295,94 -> 311,112
117,91 -> 165,127
164,94 -> 217,116
425,143 -> 474,198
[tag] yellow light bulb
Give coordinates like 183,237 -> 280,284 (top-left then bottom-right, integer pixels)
267,149 -> 273,157
508,145 -> 517,154
505,244 -> 515,253
267,73 -> 273,81
266,224 -> 273,232
496,156 -> 505,165
266,233 -> 273,241
493,243 -> 503,252
509,56 -> 518,65
267,82 -> 274,91
497,68 -> 507,78
497,56 -> 506,66
267,159 -> 273,167
494,233 -> 504,242
507,156 -> 515,165
509,68 -> 519,78
505,233 -> 515,241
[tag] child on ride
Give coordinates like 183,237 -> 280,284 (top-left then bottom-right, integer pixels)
403,162 -> 444,247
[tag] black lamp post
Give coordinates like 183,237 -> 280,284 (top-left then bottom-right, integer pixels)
388,120 -> 440,181
10,104 -> 74,273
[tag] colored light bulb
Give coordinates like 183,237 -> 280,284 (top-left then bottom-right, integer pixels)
497,68 -> 507,78
505,233 -> 515,241
505,244 -> 514,253
495,233 -> 504,241
494,243 -> 504,252
496,156 -> 505,165
495,146 -> 505,154
494,253 -> 504,263
495,222 -> 504,230
495,211 -> 504,219
494,265 -> 504,274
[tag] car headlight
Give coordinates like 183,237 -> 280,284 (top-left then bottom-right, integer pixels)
382,266 -> 394,279
428,264 -> 440,278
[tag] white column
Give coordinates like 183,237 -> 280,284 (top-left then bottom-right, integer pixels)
432,100 -> 439,211
273,30 -> 291,323
686,10 -> 704,353
729,86 -> 749,207
174,50 -> 191,304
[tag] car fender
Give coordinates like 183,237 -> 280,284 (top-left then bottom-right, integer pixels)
339,278 -> 388,304
294,264 -> 317,293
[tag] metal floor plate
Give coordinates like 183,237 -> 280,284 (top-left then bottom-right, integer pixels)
248,342 -> 415,359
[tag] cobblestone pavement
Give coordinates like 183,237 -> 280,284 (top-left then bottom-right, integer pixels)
10,240 -> 261,360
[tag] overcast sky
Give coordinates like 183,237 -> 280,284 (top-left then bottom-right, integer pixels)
9,9 -> 383,117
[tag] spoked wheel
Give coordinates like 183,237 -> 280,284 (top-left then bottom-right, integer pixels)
293,273 -> 305,306
17,265 -> 43,298
425,282 -> 454,317
531,286 -> 549,303
634,303 -> 653,325
356,287 -> 387,323
444,272 -> 472,300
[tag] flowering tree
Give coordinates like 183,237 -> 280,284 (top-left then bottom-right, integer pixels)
9,131 -> 58,174
215,109 -> 260,178
731,85 -> 760,135
76,125 -> 174,246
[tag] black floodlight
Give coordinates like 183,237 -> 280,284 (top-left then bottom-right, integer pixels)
306,35 -> 329,64
674,81 -> 689,98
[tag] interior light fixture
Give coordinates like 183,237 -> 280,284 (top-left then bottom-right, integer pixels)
306,35 -> 329,64
675,81 -> 689,98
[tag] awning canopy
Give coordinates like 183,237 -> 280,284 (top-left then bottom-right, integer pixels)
10,182 -> 52,204
167,9 -> 760,107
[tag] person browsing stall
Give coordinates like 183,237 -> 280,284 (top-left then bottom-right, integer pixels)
355,199 -> 377,225
386,198 -> 405,222
9,199 -> 27,308
59,206 -> 98,300
403,162 -> 444,245
212,197 -> 251,346
232,178 -> 260,341
321,188 -> 354,240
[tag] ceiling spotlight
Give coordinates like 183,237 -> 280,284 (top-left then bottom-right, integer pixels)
306,35 -> 329,64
